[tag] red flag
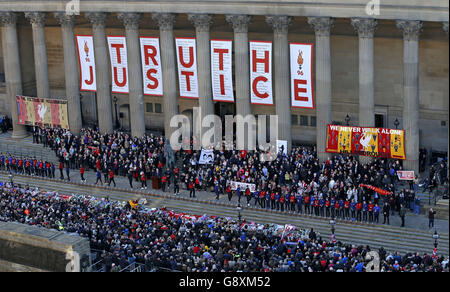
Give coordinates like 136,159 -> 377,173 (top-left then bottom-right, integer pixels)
51,100 -> 61,127
359,184 -> 392,196
326,125 -> 339,153
378,130 -> 391,159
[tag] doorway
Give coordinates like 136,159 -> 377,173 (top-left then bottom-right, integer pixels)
119,104 -> 131,131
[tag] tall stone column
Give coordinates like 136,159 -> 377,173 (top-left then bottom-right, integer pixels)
86,12 -> 113,134
55,12 -> 82,135
0,12 -> 27,138
188,14 -> 215,132
226,14 -> 252,118
25,12 -> 50,99
308,17 -> 334,162
444,22 -> 449,181
118,13 -> 146,138
152,13 -> 178,139
266,16 -> 292,150
396,20 -> 422,174
351,18 -> 378,164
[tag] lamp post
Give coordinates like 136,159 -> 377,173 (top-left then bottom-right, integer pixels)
113,96 -> 120,129
8,173 -> 13,187
433,230 -> 439,250
237,204 -> 242,230
394,118 -> 400,129
330,217 -> 336,243
79,94 -> 84,126
345,114 -> 351,126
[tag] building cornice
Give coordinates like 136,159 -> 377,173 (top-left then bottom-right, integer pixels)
0,0 -> 448,22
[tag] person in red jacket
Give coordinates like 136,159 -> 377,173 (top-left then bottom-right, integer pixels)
46,162 -> 51,177
304,195 -> 311,215
80,165 -> 86,183
59,162 -> 64,180
226,185 -> 232,202
189,180 -> 195,198
108,169 -> 116,187
344,199 -> 351,220
334,201 -> 340,219
325,198 -> 331,217
161,175 -> 167,192
245,187 -> 251,207
280,194 -> 286,212
314,196 -> 320,216
259,190 -> 266,208
368,201 -> 375,223
270,192 -> 276,210
289,194 -> 296,212
25,160 -> 31,175
141,171 -> 148,190
356,201 -> 363,221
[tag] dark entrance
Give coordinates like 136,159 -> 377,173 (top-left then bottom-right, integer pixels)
375,114 -> 385,128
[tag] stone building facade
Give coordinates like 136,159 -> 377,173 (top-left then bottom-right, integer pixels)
0,0 -> 448,174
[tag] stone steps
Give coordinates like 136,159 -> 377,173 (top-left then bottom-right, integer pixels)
2,172 -> 448,257
0,139 -> 59,164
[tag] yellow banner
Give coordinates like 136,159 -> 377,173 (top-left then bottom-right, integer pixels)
390,131 -> 405,159
25,97 -> 35,125
59,102 -> 69,129
338,127 -> 352,153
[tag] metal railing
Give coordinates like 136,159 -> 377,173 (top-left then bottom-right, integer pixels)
432,184 -> 449,205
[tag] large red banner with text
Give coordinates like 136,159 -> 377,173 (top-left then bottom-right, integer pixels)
16,96 -> 69,129
326,124 -> 405,160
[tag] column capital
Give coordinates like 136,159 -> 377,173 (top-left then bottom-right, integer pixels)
266,15 -> 291,34
226,14 -> 251,33
396,20 -> 423,41
443,21 -> 449,36
152,13 -> 176,31
351,18 -> 378,38
0,12 -> 18,25
308,17 -> 334,37
54,12 -> 75,28
188,13 -> 213,32
117,13 -> 141,30
25,12 -> 46,27
86,12 -> 107,28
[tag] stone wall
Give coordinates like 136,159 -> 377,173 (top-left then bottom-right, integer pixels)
0,221 -> 91,272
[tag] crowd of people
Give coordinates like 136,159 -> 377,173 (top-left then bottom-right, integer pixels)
2,125 -> 441,227
0,182 -> 447,272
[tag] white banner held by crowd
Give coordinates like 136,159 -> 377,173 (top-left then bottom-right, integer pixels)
397,171 -> 415,180
175,38 -> 199,99
290,43 -> 314,109
198,149 -> 214,164
230,181 -> 256,192
211,39 -> 234,102
249,41 -> 273,105
107,36 -> 129,94
140,37 -> 163,96
76,35 -> 96,91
